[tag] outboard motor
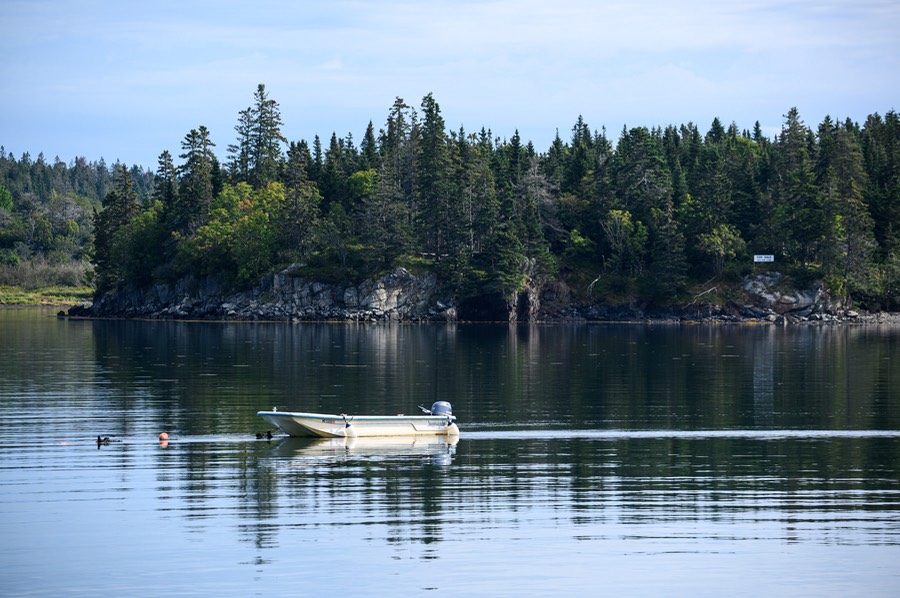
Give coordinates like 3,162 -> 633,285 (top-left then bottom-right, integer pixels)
430,401 -> 453,417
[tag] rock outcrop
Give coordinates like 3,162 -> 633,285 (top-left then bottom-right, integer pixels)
71,266 -> 456,322
67,268 -> 893,324
533,271 -> 871,324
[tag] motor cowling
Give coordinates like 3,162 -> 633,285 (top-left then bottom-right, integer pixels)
430,401 -> 453,416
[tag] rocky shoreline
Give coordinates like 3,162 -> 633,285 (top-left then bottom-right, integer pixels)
64,267 -> 899,324
68,266 -> 456,322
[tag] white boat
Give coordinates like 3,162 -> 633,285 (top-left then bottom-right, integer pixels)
257,401 -> 459,438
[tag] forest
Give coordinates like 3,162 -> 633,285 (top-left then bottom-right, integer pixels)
2,84 -> 899,310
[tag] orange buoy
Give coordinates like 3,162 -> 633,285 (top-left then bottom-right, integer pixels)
158,432 -> 169,441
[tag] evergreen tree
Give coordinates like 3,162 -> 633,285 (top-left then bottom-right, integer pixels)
816,119 -> 876,299
752,121 -> 765,143
461,129 -> 499,258
609,126 -> 686,296
310,135 -> 323,184
380,97 -> 419,217
283,141 -> 312,190
248,84 -> 286,188
662,125 -> 689,208
277,139 -> 320,263
771,108 -> 823,266
679,142 -> 735,270
226,107 -> 253,183
861,110 -> 900,257
359,121 -> 380,171
609,127 -> 672,226
92,164 -> 138,293
679,123 -> 703,191
721,134 -> 764,251
152,150 -> 178,214
320,133 -> 348,210
646,202 -> 688,300
340,99 -> 420,270
175,126 -> 217,236
706,117 -> 726,144
0,184 -> 12,212
542,130 -> 566,190
417,93 -> 455,260
277,181 -> 321,264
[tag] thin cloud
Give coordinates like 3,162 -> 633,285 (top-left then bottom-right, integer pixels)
1,0 -> 898,166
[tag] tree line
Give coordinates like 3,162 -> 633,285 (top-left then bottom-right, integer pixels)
0,148 -> 152,287
3,84 -> 899,309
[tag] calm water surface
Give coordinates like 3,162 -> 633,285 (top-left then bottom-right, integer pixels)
1,309 -> 898,596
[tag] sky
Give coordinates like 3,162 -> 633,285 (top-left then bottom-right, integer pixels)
2,0 -> 898,169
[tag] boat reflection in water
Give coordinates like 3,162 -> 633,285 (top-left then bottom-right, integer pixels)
271,434 -> 459,466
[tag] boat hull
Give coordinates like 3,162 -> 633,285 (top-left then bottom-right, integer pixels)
257,410 -> 459,438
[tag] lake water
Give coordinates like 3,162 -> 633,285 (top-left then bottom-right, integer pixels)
1,308 -> 898,596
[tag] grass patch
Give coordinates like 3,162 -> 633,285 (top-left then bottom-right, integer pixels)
0,285 -> 94,306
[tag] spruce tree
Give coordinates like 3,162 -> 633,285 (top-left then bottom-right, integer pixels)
92,164 -> 138,293
152,150 -> 178,214
359,121 -> 380,171
816,120 -> 876,298
417,93 -> 454,261
226,107 -> 253,184
249,84 -> 285,188
772,108 -> 823,266
175,126 -> 216,235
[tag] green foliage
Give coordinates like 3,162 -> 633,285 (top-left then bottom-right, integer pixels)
0,185 -> 12,211
563,228 -> 595,260
6,92 -> 900,311
277,181 -> 322,264
883,249 -> 900,310
697,223 -> 746,275
645,205 -> 688,301
92,164 -> 139,292
226,84 -> 286,189
179,182 -> 286,288
175,126 -> 217,235
601,209 -> 648,276
111,200 -> 167,285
